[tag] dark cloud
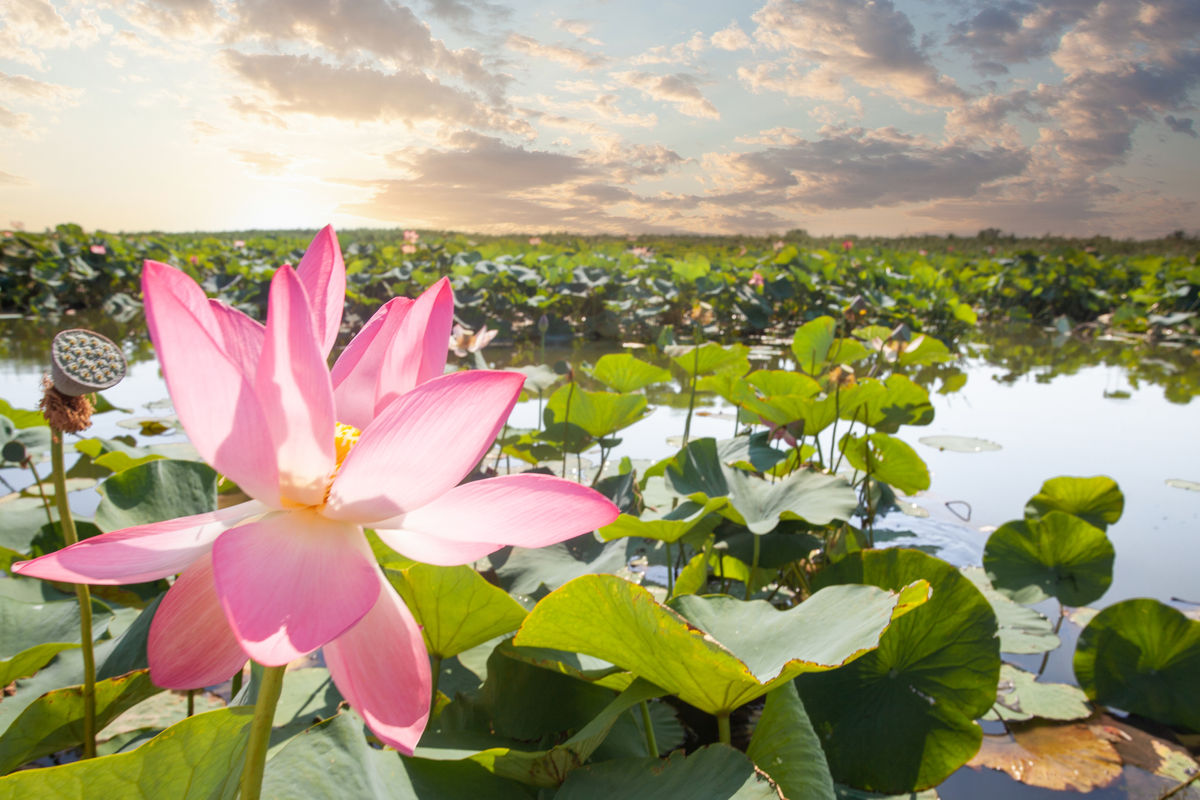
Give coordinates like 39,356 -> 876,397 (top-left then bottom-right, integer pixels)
1165,115 -> 1198,138
947,0 -> 1098,70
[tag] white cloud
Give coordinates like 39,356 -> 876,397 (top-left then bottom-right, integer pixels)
613,71 -> 719,120
710,21 -> 751,51
506,33 -> 609,71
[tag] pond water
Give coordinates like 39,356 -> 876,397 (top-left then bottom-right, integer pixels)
1,316 -> 1197,798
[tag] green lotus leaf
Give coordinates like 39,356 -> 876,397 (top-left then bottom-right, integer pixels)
721,467 -> 860,533
715,432 -> 788,474
513,573 -> 925,716
661,438 -> 729,498
797,549 -> 1000,794
387,564 -> 528,660
959,567 -> 1059,655
747,681 -> 835,800
589,353 -> 671,393
746,369 -> 822,398
897,335 -> 953,365
544,386 -> 648,439
1024,476 -> 1124,530
263,711 -> 533,799
792,316 -> 836,375
94,459 -> 218,532
862,375 -> 934,432
984,664 -> 1091,723
829,337 -> 874,365
0,399 -> 45,430
0,669 -> 162,774
0,586 -> 114,686
1074,598 -> 1200,732
840,432 -> 931,495
598,501 -> 722,544
0,706 -> 252,799
983,512 -> 1114,607
669,343 -> 750,378
556,744 -> 780,800
489,534 -> 638,597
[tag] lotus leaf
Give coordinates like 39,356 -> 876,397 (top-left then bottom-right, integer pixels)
983,512 -> 1114,606
1024,475 -> 1124,530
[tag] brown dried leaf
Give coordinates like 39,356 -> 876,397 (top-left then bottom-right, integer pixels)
968,721 -> 1122,791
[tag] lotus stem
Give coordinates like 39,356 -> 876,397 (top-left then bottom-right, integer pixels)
681,345 -> 699,449
716,712 -> 731,745
746,535 -> 761,600
187,689 -> 195,718
664,541 -> 674,595
239,663 -> 286,800
430,654 -> 442,709
639,700 -> 659,757
50,431 -> 96,760
561,378 -> 575,479
25,456 -> 55,529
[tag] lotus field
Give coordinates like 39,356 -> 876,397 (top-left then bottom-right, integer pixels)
0,226 -> 1196,799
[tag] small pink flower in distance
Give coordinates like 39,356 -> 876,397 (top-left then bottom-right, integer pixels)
3,231 -> 12,239
528,236 -> 542,246
403,230 -> 419,243
401,243 -> 417,255
918,249 -> 928,256
449,324 -> 499,358
947,245 -> 955,253
748,271 -> 765,288
189,255 -> 199,265
13,226 -> 617,754
90,245 -> 107,255
842,240 -> 853,251
773,240 -> 785,251
233,240 -> 245,248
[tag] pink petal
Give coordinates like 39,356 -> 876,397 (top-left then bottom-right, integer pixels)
372,527 -> 502,566
323,573 -> 430,753
325,370 -> 524,523
330,297 -> 413,430
374,278 -> 454,416
206,299 -> 264,380
11,501 -> 265,585
296,225 -> 346,357
143,261 -> 281,505
148,552 -> 247,689
254,265 -> 336,507
211,511 -> 379,666
388,474 -> 619,548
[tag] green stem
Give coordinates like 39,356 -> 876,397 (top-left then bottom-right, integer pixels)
187,689 -> 195,718
50,431 -> 96,760
230,667 -> 244,699
25,458 -> 55,528
639,700 -> 659,757
746,534 -> 761,600
238,664 -> 286,800
716,712 -> 731,745
681,346 -> 699,449
430,654 -> 442,708
561,378 -> 575,479
664,541 -> 674,595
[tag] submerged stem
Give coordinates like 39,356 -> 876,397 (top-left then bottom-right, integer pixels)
639,700 -> 659,758
50,431 -> 96,760
239,664 -> 286,800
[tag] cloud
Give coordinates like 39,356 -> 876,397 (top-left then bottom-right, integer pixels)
744,0 -> 966,107
0,106 -> 33,132
234,0 -> 503,94
613,71 -> 719,119
421,0 -> 510,36
705,125 -> 1028,209
555,18 -> 601,45
630,32 -> 707,65
947,0 -> 1098,73
222,51 -> 517,130
1165,115 -> 1198,138
711,21 -> 751,51
0,0 -> 105,69
233,149 -> 291,175
0,71 -> 80,104
506,33 -> 609,71
118,0 -> 221,39
228,95 -> 288,128
0,169 -> 30,186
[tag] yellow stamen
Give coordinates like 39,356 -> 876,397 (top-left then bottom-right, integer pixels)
334,422 -> 361,468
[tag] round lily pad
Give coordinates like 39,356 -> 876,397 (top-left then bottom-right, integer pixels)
1074,598 -> 1200,733
918,435 -> 1001,453
796,549 -> 1000,794
1166,478 -> 1200,492
1024,476 -> 1124,530
983,512 -> 1114,607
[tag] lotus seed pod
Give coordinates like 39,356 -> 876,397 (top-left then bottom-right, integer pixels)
50,329 -> 127,396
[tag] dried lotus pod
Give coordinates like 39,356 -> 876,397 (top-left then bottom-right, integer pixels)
50,329 -> 127,397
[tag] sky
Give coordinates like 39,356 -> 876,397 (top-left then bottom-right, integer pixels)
1,0 -> 1198,237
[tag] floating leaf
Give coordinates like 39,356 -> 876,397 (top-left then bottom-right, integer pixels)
840,433 -> 930,495
983,512 -> 1114,607
589,353 -> 670,393
556,744 -> 780,800
968,721 -> 1121,792
797,549 -> 1000,794
747,682 -> 835,800
1025,475 -> 1124,530
387,564 -> 528,660
917,436 -> 1000,453
0,706 -> 251,799
1074,598 -> 1200,733
514,573 -> 922,716
985,664 -> 1091,722
94,459 -> 218,532
1166,478 -> 1200,492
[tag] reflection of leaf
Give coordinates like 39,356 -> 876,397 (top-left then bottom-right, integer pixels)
968,721 -> 1121,792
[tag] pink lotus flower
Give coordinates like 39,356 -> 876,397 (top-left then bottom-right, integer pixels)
13,226 -> 618,753
449,323 -> 498,358
528,236 -> 542,246
89,245 -> 107,255
842,240 -> 853,251
773,240 -> 785,251
748,271 -> 764,288
233,239 -> 246,248
403,229 -> 419,243
401,243 -> 417,255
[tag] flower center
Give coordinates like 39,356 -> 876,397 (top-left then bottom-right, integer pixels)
334,422 -> 361,470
